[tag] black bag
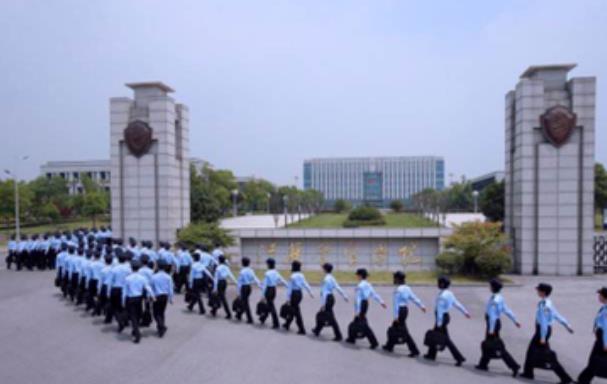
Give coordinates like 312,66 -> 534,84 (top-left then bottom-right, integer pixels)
208,292 -> 221,310
348,317 -> 367,339
279,302 -> 293,320
590,354 -> 607,378
54,276 -> 61,288
388,325 -> 410,345
232,297 -> 244,314
184,290 -> 195,304
316,310 -> 331,327
424,330 -> 447,351
141,310 -> 152,327
481,338 -> 505,359
532,345 -> 558,370
256,300 -> 269,317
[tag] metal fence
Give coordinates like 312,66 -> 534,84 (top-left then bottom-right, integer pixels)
595,233 -> 607,273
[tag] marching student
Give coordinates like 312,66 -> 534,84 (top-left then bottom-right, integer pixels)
578,287 -> 607,384
16,234 -> 28,271
520,283 -> 574,383
121,259 -> 155,343
108,250 -> 132,327
423,276 -> 471,366
260,258 -> 288,328
138,254 -> 155,327
212,255 -> 238,319
382,271 -> 426,356
175,243 -> 193,294
187,252 -> 215,314
76,249 -> 91,306
151,260 -> 174,337
85,251 -> 104,313
283,260 -> 314,335
54,243 -> 68,290
345,268 -> 387,349
97,254 -> 114,318
236,257 -> 262,323
312,263 -> 348,341
6,234 -> 16,270
475,279 -> 521,377
198,245 -> 218,294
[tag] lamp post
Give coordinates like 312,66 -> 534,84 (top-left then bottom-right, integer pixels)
231,189 -> 239,217
283,195 -> 288,227
4,155 -> 29,240
472,190 -> 479,213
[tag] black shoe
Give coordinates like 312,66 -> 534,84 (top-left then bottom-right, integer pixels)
297,330 -> 306,335
423,354 -> 435,361
225,315 -> 232,320
511,367 -> 519,378
382,345 -> 393,352
133,335 -> 140,344
475,365 -> 488,371
312,329 -> 320,337
408,352 -> 419,358
370,343 -> 378,350
519,373 -> 534,380
118,322 -> 125,333
246,320 -> 253,324
455,359 -> 465,367
272,325 -> 279,329
282,324 -> 289,331
333,336 -> 342,342
345,338 -> 355,344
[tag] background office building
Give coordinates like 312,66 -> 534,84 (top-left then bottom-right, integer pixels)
303,156 -> 445,207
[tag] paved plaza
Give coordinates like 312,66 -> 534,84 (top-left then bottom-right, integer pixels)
0,270 -> 604,384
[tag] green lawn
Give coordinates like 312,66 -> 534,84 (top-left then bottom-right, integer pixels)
245,269 -> 505,285
288,212 -> 437,229
0,219 -> 110,246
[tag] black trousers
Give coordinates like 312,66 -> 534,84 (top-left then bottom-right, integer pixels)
522,325 -> 572,382
477,317 -> 519,371
47,249 -> 57,270
213,280 -> 231,317
153,294 -> 168,332
16,251 -> 25,270
262,286 -> 279,327
426,313 -> 465,362
61,274 -> 69,297
313,294 -> 342,339
347,300 -> 379,347
578,330 -> 606,384
37,250 -> 47,270
69,273 -> 80,301
108,287 -> 124,324
188,279 -> 206,314
239,285 -> 253,323
126,296 -> 143,339
6,251 -> 14,269
86,279 -> 99,311
284,290 -> 305,333
176,266 -> 190,294
384,307 -> 419,354
76,276 -> 87,305
96,285 -> 108,316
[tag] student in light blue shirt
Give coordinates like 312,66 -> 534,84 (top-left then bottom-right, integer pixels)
121,260 -> 155,343
283,260 -> 314,335
423,276 -> 470,366
98,254 -> 114,320
108,250 -> 132,326
175,244 -> 193,294
521,283 -> 574,383
578,287 -> 607,384
6,234 -> 17,270
187,252 -> 215,315
475,279 -> 521,376
260,258 -> 288,328
212,255 -> 238,319
151,261 -> 174,337
312,263 -> 348,341
345,268 -> 386,349
382,271 -> 426,356
236,257 -> 261,323
85,251 -> 105,313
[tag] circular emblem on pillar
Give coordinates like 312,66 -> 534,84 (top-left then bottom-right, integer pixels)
124,120 -> 153,158
540,105 -> 576,148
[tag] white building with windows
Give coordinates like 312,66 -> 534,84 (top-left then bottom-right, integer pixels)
40,160 -> 111,194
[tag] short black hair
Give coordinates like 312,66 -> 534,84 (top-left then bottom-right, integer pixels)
242,257 -> 250,267
291,260 -> 301,272
536,283 -> 552,296
393,271 -> 406,284
438,276 -> 451,289
192,252 -> 201,262
489,278 -> 503,293
266,258 -> 276,269
356,268 -> 368,279
218,255 -> 226,264
322,263 -> 333,273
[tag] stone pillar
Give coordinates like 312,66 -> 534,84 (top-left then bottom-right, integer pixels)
505,64 -> 595,275
110,82 -> 190,245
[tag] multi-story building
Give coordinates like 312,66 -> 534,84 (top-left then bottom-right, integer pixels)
40,157 -> 207,195
303,156 -> 445,207
470,171 -> 505,192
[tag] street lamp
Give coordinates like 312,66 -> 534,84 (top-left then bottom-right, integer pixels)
4,155 -> 29,240
472,190 -> 479,213
231,189 -> 239,217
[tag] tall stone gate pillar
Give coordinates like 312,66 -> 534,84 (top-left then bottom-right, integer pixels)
110,82 -> 190,245
505,64 -> 595,275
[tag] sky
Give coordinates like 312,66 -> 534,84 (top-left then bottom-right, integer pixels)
0,0 -> 606,186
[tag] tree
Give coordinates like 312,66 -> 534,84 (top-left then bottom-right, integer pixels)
190,164 -> 238,223
333,199 -> 351,213
177,222 -> 234,249
596,163 -> 607,215
444,181 -> 473,211
301,189 -> 324,214
242,179 -> 274,212
480,181 -> 505,222
28,176 -> 70,218
82,191 -> 108,226
389,200 -> 404,213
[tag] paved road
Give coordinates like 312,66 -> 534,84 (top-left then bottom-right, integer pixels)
0,270 -> 604,384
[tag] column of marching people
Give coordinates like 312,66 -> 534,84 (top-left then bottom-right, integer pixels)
6,227 -> 606,384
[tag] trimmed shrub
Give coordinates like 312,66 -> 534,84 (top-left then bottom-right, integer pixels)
343,206 -> 386,228
389,200 -> 404,213
177,222 -> 234,249
334,199 -> 351,213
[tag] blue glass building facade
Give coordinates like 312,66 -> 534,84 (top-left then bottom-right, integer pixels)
303,156 -> 445,207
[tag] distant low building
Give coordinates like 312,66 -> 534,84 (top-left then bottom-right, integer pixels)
303,156 -> 445,207
470,171 -> 504,192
